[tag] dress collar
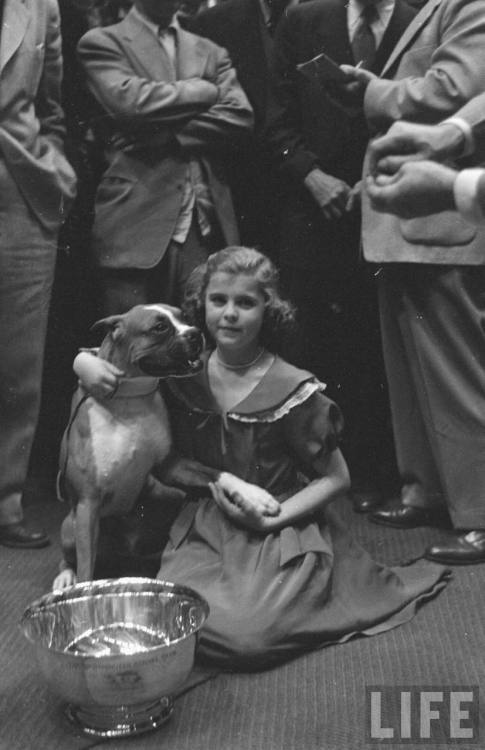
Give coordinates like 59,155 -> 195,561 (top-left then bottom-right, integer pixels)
165,351 -> 320,416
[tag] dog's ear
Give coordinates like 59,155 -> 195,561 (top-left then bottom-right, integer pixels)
91,315 -> 124,339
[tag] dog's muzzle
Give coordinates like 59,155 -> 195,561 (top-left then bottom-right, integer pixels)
137,327 -> 204,377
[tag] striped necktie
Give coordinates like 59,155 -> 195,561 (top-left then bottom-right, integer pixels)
351,4 -> 378,70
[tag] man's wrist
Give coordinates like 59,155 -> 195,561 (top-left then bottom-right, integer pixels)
441,117 -> 474,158
453,168 -> 485,224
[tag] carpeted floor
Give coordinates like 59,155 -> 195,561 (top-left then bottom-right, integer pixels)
1,491 -> 484,750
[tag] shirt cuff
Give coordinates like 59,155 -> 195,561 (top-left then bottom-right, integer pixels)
442,117 -> 475,157
453,168 -> 485,225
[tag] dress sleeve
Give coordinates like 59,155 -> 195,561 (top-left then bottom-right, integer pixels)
283,391 -> 344,476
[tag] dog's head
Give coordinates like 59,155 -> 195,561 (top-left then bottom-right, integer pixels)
92,304 -> 204,377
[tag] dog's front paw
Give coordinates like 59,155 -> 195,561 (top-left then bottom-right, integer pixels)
52,568 -> 77,591
218,473 -> 280,516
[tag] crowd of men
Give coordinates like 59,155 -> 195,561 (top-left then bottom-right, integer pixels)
0,0 -> 484,565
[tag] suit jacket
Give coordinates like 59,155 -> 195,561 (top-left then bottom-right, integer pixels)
0,0 -> 76,233
186,0 -> 271,130
184,0 -> 295,255
264,0 -> 416,268
77,9 -> 254,270
362,0 -> 485,264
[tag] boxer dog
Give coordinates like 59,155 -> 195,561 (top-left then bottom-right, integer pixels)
53,303 -> 275,590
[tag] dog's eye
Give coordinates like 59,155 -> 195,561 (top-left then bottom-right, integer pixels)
152,321 -> 169,334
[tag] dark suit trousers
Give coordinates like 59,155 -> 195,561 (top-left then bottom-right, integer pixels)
0,161 -> 58,525
379,264 -> 485,529
98,218 -> 223,316
279,246 -> 397,492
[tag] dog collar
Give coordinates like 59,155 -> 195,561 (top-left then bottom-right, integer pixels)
111,377 -> 159,398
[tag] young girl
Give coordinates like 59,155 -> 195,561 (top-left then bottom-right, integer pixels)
75,247 -> 448,669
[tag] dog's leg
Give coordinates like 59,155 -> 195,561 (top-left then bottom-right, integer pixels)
157,455 -> 280,515
53,512 -> 77,590
74,498 -> 101,583
155,455 -> 221,493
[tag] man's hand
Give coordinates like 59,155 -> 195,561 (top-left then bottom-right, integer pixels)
346,180 -> 363,212
325,65 -> 378,111
369,121 -> 466,176
366,160 -> 457,218
304,168 -> 352,220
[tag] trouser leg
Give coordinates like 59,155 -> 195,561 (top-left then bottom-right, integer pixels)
379,265 -> 485,527
0,178 -> 57,525
98,219 -> 219,316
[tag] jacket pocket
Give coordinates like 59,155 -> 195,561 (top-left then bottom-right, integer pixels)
400,212 -> 477,246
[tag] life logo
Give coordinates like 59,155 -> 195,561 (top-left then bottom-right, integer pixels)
366,685 -> 479,744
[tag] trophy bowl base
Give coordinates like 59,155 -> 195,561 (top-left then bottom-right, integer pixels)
65,695 -> 174,738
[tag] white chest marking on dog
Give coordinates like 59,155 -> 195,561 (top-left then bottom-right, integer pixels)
85,395 -> 172,513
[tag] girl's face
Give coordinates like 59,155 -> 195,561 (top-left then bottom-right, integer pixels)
205,272 -> 266,356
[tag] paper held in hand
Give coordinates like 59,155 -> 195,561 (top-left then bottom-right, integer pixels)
297,51 -> 348,83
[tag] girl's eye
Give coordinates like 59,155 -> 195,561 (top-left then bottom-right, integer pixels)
238,297 -> 256,309
209,295 -> 226,305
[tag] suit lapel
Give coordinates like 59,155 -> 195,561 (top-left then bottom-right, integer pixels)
119,9 -> 175,81
0,0 -> 29,74
120,9 -> 208,82
380,0 -> 443,76
315,1 -> 353,64
177,27 -> 208,80
373,0 -> 417,74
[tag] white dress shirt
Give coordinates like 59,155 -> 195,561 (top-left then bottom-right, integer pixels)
131,7 -> 215,244
347,0 -> 395,49
454,168 -> 485,225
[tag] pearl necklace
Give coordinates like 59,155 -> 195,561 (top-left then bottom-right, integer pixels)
215,347 -> 265,371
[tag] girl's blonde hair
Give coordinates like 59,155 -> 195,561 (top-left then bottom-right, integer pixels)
183,246 -> 296,352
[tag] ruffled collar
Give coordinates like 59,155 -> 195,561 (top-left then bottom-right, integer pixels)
164,351 -> 323,417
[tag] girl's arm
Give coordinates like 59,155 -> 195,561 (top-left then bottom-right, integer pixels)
74,351 -> 124,399
211,448 -> 350,533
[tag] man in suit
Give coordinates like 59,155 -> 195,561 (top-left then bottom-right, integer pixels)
185,0 -> 297,257
339,0 -> 485,563
265,0 -> 416,508
0,0 -> 77,547
366,99 -> 485,221
77,0 -> 254,314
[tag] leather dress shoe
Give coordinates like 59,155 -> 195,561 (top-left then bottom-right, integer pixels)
425,530 -> 485,565
0,522 -> 50,549
369,503 -> 450,529
352,491 -> 385,514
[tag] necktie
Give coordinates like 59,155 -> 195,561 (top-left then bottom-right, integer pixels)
351,4 -> 378,70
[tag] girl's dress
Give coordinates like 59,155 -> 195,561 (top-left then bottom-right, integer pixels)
159,354 -> 449,668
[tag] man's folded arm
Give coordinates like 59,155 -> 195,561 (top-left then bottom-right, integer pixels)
174,46 -> 254,153
77,29 -> 219,128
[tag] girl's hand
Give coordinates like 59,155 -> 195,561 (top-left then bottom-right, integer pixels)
217,473 -> 280,516
209,482 -> 276,532
73,352 -> 124,400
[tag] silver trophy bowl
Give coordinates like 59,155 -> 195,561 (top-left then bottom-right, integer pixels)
20,578 -> 209,739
